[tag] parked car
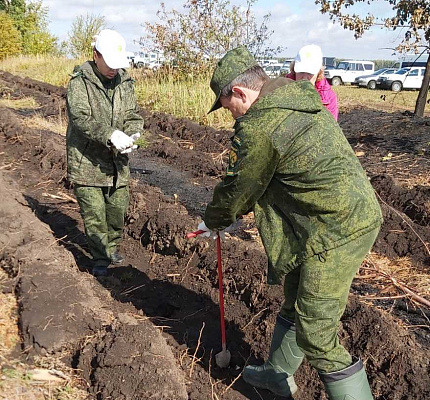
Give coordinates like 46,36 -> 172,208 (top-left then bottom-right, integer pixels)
148,60 -> 164,71
354,68 -> 398,89
281,60 -> 293,74
263,63 -> 284,78
324,60 -> 375,86
376,67 -> 426,92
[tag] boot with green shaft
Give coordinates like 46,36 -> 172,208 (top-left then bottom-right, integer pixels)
243,315 -> 304,397
319,358 -> 374,400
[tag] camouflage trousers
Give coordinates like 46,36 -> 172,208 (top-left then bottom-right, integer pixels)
74,184 -> 129,267
280,227 -> 379,373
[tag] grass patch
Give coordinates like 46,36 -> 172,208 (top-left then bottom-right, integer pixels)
361,254 -> 430,312
334,85 -> 430,115
1,55 -> 429,125
0,96 -> 38,110
24,114 -> 67,136
131,69 -> 234,129
0,55 -> 83,87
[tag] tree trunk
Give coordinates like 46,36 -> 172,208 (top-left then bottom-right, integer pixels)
414,54 -> 430,117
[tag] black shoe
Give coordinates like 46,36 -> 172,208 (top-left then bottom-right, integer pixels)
92,266 -> 108,277
111,252 -> 125,264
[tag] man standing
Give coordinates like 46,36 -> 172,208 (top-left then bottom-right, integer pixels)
199,46 -> 382,399
66,29 -> 143,277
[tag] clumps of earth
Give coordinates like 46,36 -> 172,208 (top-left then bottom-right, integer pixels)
0,70 -> 429,399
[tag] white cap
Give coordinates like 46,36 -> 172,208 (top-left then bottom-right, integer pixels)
94,29 -> 129,69
294,44 -> 323,75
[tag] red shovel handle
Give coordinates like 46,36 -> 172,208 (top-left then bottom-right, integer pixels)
216,233 -> 227,348
186,229 -> 206,238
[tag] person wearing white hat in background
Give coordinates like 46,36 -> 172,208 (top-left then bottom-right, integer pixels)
286,44 -> 338,121
66,29 -> 144,276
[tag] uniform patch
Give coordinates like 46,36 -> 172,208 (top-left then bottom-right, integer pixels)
226,136 -> 241,176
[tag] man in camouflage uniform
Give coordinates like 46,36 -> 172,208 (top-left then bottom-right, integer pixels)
200,46 -> 382,399
66,29 -> 143,277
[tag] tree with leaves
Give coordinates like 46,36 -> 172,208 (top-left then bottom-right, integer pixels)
1,0 -> 57,55
65,13 -> 106,59
0,11 -> 21,59
143,0 -> 282,73
315,0 -> 430,117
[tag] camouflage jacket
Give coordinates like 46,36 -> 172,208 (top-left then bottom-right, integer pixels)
66,61 -> 143,187
205,78 -> 383,283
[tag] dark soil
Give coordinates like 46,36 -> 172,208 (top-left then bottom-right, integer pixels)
0,70 -> 429,400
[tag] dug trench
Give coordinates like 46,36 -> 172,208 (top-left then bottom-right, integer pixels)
0,70 -> 429,399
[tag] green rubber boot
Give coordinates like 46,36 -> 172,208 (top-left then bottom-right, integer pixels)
319,358 -> 374,400
243,315 -> 304,397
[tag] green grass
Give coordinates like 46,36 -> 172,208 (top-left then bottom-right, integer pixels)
1,55 -> 429,125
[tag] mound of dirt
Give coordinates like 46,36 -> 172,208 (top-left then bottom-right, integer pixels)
0,71 -> 429,400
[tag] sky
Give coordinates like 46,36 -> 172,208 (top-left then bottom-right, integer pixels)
43,0 -> 410,61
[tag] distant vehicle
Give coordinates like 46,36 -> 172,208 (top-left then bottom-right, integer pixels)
130,54 -> 148,68
392,54 -> 428,69
376,67 -> 427,92
281,59 -> 293,74
324,60 -> 375,86
323,57 -> 336,68
354,68 -> 398,89
258,59 -> 280,66
126,51 -> 135,67
149,60 -> 164,71
393,60 -> 428,69
263,63 -> 284,78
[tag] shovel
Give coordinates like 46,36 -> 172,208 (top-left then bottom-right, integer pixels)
186,229 -> 231,368
214,232 -> 231,368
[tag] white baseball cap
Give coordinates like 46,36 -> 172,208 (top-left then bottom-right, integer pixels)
294,44 -> 323,75
94,29 -> 129,69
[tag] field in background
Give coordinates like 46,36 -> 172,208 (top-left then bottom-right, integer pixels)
1,55 -> 429,129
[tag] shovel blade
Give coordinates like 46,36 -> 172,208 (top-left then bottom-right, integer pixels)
215,349 -> 231,368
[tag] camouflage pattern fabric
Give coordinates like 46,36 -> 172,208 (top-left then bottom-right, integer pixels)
74,184 -> 129,267
204,78 -> 383,284
280,227 -> 379,373
66,61 -> 143,187
209,46 -> 258,113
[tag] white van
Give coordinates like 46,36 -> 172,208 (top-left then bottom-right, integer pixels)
324,60 -> 375,85
263,63 -> 284,78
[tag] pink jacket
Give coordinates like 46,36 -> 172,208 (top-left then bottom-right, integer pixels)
285,72 -> 338,121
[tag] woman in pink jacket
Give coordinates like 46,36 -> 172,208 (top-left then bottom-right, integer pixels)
286,45 -> 338,121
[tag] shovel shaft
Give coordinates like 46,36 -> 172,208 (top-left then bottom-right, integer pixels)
216,234 -> 227,348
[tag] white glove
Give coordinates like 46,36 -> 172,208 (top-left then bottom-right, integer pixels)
223,219 -> 242,233
197,221 -> 218,240
197,220 -> 240,240
130,132 -> 140,142
110,130 -> 134,152
120,133 -> 141,153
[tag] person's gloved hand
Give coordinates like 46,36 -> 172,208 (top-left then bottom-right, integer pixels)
197,220 -> 241,240
110,130 -> 134,153
223,219 -> 242,234
120,133 -> 141,154
197,221 -> 218,240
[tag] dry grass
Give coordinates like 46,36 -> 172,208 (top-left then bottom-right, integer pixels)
335,85 -> 430,116
0,55 -> 82,87
0,96 -> 38,110
0,270 -> 89,400
2,55 -> 430,126
24,114 -> 67,136
359,254 -> 430,309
